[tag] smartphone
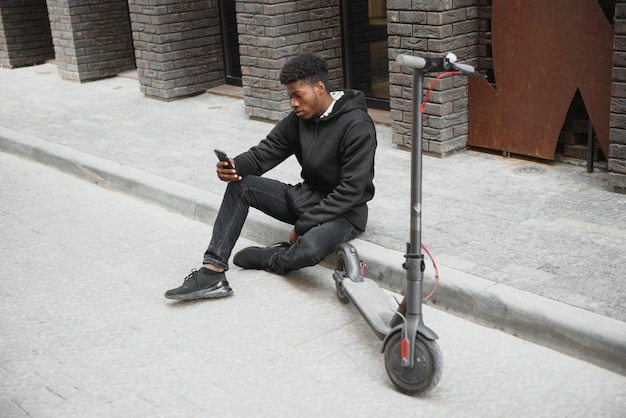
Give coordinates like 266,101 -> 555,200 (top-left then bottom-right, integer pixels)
214,149 -> 235,170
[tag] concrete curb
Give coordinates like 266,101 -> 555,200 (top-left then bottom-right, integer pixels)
2,126 -> 625,376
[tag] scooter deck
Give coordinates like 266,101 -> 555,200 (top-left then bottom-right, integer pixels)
342,278 -> 398,340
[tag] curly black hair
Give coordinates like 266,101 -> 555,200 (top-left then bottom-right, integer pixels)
279,53 -> 329,89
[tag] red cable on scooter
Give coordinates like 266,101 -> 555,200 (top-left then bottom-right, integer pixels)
420,71 -> 460,114
417,71 -> 456,300
421,243 -> 439,301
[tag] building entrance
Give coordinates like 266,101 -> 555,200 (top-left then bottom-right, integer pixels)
340,0 -> 389,109
219,0 -> 242,86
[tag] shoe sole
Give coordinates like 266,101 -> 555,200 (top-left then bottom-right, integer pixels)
164,282 -> 234,301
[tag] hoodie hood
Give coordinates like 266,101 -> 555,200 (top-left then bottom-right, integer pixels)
319,89 -> 368,121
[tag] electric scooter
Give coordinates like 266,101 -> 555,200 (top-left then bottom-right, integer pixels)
332,53 -> 481,395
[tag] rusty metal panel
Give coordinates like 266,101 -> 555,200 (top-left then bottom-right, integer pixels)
468,0 -> 613,160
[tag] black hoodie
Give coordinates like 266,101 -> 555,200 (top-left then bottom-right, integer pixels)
233,89 -> 376,236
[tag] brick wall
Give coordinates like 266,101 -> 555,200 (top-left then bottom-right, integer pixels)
388,0 -> 479,155
0,0 -> 54,69
610,0 -> 626,191
476,0 -> 493,81
128,0 -> 224,101
46,0 -> 135,82
237,0 -> 342,121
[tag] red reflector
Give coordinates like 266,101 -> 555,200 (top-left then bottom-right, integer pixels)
401,339 -> 409,359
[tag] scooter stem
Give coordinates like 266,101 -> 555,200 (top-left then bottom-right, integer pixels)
402,67 -> 426,368
407,67 -> 425,312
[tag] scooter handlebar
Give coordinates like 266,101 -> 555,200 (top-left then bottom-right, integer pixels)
395,54 -> 427,70
452,62 -> 475,75
396,53 -> 481,77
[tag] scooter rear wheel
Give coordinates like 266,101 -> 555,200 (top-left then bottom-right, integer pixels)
384,332 -> 443,396
333,248 -> 351,304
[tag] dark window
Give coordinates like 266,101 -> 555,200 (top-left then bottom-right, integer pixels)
219,0 -> 242,86
340,0 -> 389,110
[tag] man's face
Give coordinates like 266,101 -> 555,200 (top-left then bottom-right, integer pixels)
286,80 -> 325,120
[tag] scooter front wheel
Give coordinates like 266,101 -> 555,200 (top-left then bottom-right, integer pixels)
384,332 -> 443,396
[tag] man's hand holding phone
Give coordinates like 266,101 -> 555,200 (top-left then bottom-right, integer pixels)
214,149 -> 241,182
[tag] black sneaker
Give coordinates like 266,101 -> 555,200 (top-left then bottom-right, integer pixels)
164,267 -> 233,300
233,242 -> 290,270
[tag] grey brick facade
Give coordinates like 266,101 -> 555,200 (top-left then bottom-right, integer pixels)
128,0 -> 224,100
0,0 -> 624,191
0,0 -> 54,68
610,0 -> 626,191
46,0 -> 135,82
388,0 -> 478,155
236,0 -> 342,120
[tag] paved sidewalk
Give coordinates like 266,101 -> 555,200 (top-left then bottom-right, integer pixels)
0,63 -> 625,376
2,152 -> 626,417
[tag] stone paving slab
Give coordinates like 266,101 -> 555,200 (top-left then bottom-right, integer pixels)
2,151 -> 626,417
3,127 -> 625,378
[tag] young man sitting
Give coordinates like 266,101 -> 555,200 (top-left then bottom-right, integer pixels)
165,53 -> 377,300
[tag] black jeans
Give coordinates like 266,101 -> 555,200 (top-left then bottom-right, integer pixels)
203,175 -> 362,274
